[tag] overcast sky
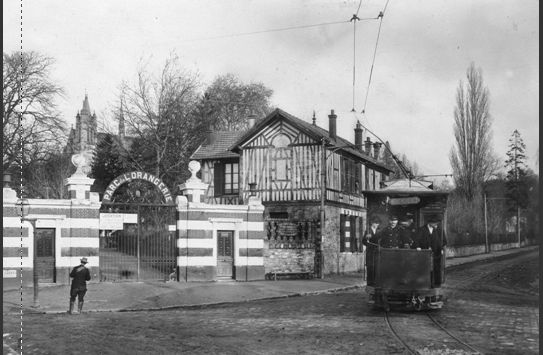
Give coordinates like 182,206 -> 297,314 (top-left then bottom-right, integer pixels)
3,0 -> 539,179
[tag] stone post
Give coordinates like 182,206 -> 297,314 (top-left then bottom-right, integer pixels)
178,161 -> 209,203
65,152 -> 95,201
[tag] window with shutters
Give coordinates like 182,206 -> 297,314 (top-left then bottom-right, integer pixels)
350,215 -> 358,252
224,163 -> 239,194
341,215 -> 362,252
340,214 -> 346,252
213,162 -> 239,196
365,166 -> 370,190
341,157 -> 357,194
355,162 -> 361,194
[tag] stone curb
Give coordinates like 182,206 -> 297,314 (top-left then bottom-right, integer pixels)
23,284 -> 365,315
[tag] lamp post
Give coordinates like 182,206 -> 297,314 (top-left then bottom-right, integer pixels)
16,198 -> 40,308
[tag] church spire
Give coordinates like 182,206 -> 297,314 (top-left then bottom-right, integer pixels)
81,94 -> 91,114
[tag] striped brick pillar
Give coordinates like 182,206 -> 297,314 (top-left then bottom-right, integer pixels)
2,186 -> 33,288
235,196 -> 265,280
2,194 -> 101,287
176,161 -> 265,282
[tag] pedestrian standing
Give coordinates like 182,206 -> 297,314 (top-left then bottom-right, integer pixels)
68,257 -> 91,314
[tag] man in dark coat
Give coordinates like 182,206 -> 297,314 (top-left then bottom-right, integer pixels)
413,216 -> 447,285
371,215 -> 404,248
362,216 -> 381,247
69,257 -> 91,314
363,216 -> 381,283
399,214 -> 416,249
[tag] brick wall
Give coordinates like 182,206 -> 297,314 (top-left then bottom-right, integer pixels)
176,195 -> 265,281
3,187 -> 101,289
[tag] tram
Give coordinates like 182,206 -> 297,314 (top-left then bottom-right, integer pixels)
363,179 -> 449,311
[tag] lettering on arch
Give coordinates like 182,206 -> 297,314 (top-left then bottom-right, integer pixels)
102,171 -> 173,203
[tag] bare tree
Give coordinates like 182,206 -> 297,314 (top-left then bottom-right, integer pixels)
118,54 -> 205,185
3,51 -> 66,172
450,63 -> 498,200
23,153 -> 73,199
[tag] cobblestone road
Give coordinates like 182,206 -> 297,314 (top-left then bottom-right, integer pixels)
3,250 -> 538,354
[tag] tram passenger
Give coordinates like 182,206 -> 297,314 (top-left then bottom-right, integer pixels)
362,216 -> 381,247
399,214 -> 416,248
413,216 -> 447,285
371,215 -> 404,248
363,216 -> 381,284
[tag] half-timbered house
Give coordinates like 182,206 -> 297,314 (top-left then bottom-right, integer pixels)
190,108 -> 393,276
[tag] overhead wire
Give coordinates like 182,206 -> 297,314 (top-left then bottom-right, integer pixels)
176,19 -> 379,43
362,0 -> 390,114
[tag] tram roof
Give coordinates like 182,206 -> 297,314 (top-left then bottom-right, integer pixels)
363,178 -> 450,197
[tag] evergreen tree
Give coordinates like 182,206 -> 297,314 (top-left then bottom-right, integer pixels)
90,135 -> 128,194
504,130 -> 529,210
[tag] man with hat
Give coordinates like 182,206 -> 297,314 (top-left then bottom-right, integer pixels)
413,216 -> 447,285
399,213 -> 416,248
68,257 -> 91,314
373,215 -> 403,248
363,216 -> 382,283
363,216 -> 381,247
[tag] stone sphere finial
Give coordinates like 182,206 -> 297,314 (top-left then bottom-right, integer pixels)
188,160 -> 201,180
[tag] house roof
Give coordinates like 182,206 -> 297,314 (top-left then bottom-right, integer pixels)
231,108 -> 393,172
190,131 -> 245,160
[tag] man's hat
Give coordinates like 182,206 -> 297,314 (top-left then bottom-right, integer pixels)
428,216 -> 441,224
370,216 -> 381,224
80,257 -> 88,264
389,215 -> 399,221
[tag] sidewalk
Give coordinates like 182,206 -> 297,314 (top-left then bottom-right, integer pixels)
3,245 -> 538,315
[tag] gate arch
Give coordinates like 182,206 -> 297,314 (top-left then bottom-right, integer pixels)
102,171 -> 173,203
99,171 -> 176,282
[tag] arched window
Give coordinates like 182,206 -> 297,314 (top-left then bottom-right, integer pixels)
272,134 -> 291,181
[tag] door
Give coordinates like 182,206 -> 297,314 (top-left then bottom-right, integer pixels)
217,231 -> 234,279
35,228 -> 55,283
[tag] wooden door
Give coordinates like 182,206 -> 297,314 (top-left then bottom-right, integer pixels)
217,231 -> 234,279
35,228 -> 55,283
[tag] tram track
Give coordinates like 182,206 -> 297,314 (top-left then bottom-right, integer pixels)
384,311 -> 482,354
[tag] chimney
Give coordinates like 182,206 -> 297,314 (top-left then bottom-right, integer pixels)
247,114 -> 256,129
206,124 -> 215,145
354,121 -> 363,151
373,142 -> 382,160
312,111 -> 316,126
328,109 -> 337,140
364,137 -> 373,156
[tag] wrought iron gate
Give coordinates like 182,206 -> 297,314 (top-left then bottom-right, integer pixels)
99,203 -> 177,282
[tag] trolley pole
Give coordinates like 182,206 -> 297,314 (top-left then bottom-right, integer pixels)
137,205 -> 141,281
484,193 -> 489,253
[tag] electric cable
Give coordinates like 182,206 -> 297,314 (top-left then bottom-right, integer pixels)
362,0 -> 390,114
178,20 -> 366,43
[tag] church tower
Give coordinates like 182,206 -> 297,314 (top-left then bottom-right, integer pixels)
70,94 -> 97,154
